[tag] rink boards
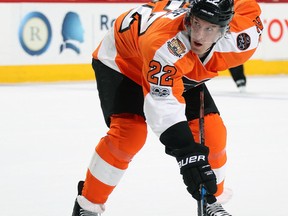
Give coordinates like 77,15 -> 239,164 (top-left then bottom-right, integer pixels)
0,1 -> 288,82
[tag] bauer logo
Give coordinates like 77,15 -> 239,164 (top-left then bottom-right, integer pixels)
178,155 -> 206,168
19,12 -> 52,56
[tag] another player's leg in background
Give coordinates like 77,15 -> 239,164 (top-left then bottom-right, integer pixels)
229,64 -> 247,92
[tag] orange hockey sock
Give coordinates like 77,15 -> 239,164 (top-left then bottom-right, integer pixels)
82,114 -> 147,204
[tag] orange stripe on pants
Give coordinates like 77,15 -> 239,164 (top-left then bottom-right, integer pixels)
82,114 -> 147,204
188,113 -> 227,197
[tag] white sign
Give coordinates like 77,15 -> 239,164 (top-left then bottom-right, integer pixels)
0,2 -> 287,66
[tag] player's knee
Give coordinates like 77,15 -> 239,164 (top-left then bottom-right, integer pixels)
188,113 -> 227,149
108,113 -> 147,156
204,113 -> 227,168
188,113 -> 227,167
204,113 -> 227,152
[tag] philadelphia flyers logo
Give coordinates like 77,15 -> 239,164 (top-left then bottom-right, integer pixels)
236,33 -> 251,51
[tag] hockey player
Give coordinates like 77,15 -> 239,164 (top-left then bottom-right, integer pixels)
72,0 -> 262,215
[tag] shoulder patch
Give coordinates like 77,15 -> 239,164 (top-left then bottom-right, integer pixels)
237,33 -> 251,51
167,38 -> 186,57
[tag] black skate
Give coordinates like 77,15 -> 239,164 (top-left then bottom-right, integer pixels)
206,202 -> 232,216
72,181 -> 104,216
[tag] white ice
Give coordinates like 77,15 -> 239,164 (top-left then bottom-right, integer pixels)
1,75 -> 288,216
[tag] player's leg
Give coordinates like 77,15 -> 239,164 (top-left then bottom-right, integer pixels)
183,84 -> 230,200
82,113 -> 147,202
188,113 -> 227,197
72,59 -> 147,216
229,64 -> 247,91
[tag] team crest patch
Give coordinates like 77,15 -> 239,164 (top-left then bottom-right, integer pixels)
167,38 -> 186,57
237,33 -> 251,51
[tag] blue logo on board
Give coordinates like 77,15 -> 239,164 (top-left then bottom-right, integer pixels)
18,12 -> 52,56
60,12 -> 84,54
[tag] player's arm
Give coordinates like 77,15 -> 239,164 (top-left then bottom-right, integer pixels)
205,0 -> 263,70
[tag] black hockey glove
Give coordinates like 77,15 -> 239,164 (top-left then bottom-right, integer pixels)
174,144 -> 217,201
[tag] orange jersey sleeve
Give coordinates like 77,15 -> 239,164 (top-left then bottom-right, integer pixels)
93,0 -> 188,85
204,0 -> 263,71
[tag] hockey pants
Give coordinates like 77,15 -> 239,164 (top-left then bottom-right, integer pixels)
82,112 -> 227,204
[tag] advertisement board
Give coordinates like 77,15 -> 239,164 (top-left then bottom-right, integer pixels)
1,2 -> 140,66
1,0 -> 288,82
257,3 -> 288,60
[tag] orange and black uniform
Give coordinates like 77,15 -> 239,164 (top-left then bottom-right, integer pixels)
83,0 -> 263,204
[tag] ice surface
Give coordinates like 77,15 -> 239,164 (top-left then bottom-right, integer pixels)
1,75 -> 288,216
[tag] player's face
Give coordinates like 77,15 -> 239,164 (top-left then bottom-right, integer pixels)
189,17 -> 223,56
